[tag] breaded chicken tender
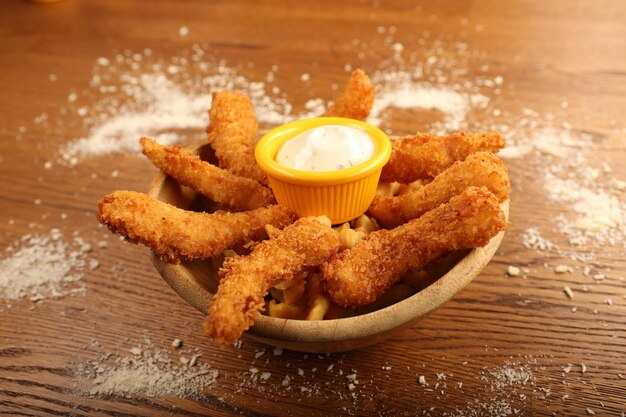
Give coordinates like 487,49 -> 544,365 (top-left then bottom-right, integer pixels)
321,187 -> 507,307
97,191 -> 294,263
369,152 -> 510,228
380,131 -> 505,183
204,217 -> 342,344
323,69 -> 374,120
206,91 -> 267,184
140,138 -> 275,211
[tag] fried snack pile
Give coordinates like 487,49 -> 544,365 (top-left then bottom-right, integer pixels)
96,68 -> 511,344
264,214 -> 381,322
368,152 -> 510,228
206,91 -> 268,184
97,191 -> 294,263
204,216 -> 341,344
141,138 -> 275,211
322,187 -> 507,307
380,131 -> 505,183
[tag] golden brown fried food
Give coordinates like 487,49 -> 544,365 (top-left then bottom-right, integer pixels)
204,217 -> 342,344
97,191 -> 294,263
368,152 -> 510,228
323,69 -> 374,120
140,138 -> 275,211
380,131 -> 505,183
321,187 -> 507,307
206,91 -> 267,184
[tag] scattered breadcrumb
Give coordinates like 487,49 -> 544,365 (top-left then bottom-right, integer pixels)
522,228 -> 555,251
189,354 -> 202,367
75,339 -> 218,398
507,265 -> 520,276
0,229 -> 92,301
554,264 -> 572,274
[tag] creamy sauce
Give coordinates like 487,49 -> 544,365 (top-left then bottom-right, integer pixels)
275,125 -> 375,172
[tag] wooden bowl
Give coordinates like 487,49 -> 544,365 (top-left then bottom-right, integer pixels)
147,143 -> 509,353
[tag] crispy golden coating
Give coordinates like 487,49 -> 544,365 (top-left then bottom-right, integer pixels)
206,91 -> 267,184
97,191 -> 294,263
140,138 -> 275,211
204,217 -> 342,344
321,187 -> 507,307
380,131 -> 505,183
369,152 -> 510,228
323,69 -> 374,120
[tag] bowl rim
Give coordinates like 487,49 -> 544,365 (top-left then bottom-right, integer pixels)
254,117 -> 391,186
147,142 -> 509,344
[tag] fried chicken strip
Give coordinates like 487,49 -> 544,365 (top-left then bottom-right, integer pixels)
204,217 -> 342,344
323,69 -> 374,120
368,152 -> 510,228
321,187 -> 507,307
140,138 -> 275,211
380,131 -> 505,183
206,91 -> 267,184
97,191 -> 294,263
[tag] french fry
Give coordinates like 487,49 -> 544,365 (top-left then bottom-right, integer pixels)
397,180 -> 427,195
352,214 -> 379,234
305,272 -> 323,307
339,227 -> 365,250
268,300 -> 307,320
284,279 -> 306,305
274,272 -> 307,290
375,182 -> 402,197
268,288 -> 285,303
307,295 -> 331,320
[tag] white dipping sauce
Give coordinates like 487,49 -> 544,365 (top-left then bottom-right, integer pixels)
275,125 -> 375,172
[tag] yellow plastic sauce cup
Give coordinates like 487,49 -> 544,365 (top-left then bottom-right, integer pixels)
255,117 -> 391,224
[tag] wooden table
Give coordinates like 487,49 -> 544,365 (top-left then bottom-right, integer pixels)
1,1 -> 624,415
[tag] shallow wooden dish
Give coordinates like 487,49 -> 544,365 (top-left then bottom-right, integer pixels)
147,143 -> 509,353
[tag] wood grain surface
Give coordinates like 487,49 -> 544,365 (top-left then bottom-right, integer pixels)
0,1 -> 624,416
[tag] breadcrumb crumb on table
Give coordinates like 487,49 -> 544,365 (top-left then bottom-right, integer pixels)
554,264 -> 572,274
507,265 -> 520,276
563,287 -> 574,299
